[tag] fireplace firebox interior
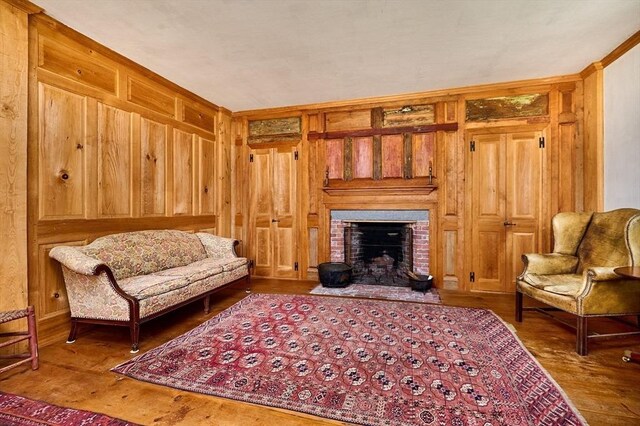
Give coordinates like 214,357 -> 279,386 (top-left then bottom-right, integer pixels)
345,222 -> 413,287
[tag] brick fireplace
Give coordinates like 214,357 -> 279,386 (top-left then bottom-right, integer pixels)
330,210 -> 429,286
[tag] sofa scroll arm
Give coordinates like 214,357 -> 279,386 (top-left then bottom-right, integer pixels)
196,233 -> 242,259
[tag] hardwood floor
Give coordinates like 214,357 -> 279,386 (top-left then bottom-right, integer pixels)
1,278 -> 639,425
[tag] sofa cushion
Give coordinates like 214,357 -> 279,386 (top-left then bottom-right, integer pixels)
81,230 -> 208,280
155,258 -> 248,284
118,274 -> 191,300
154,258 -> 225,282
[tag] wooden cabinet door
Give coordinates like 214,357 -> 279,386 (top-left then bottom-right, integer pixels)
249,148 -> 273,276
248,145 -> 298,278
469,128 -> 544,292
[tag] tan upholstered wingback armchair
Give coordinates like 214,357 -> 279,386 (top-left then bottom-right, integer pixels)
516,208 -> 640,355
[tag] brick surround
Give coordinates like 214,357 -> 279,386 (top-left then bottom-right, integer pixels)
330,216 -> 429,276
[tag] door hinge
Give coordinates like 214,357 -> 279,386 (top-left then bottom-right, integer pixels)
539,137 -> 545,148
470,140 -> 476,152
294,151 -> 299,160
249,154 -> 254,162
294,262 -> 299,271
470,272 -> 475,282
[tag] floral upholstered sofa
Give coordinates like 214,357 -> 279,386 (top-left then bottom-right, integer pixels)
49,230 -> 249,352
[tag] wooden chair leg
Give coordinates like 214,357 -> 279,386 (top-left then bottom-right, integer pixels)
576,316 -> 588,356
515,291 -> 523,322
27,306 -> 39,370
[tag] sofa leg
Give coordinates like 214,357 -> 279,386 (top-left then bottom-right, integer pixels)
66,319 -> 78,343
515,291 -> 523,323
203,295 -> 211,314
130,322 -> 140,354
576,316 -> 588,356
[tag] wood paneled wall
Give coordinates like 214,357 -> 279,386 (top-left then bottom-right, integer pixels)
27,14 -> 233,345
234,78 -> 585,290
0,0 -> 36,351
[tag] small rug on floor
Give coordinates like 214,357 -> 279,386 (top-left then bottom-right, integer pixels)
113,293 -> 587,426
0,391 -> 138,426
309,283 -> 441,304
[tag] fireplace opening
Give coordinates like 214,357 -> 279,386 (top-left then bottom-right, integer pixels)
345,222 -> 413,287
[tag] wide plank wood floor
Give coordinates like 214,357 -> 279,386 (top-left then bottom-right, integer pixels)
1,278 -> 639,425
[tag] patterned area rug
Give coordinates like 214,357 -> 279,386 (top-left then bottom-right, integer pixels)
0,391 -> 138,425
310,283 -> 441,304
113,293 -> 587,426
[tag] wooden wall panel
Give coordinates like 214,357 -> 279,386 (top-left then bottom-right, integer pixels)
352,137 -> 373,179
442,132 -> 458,216
39,84 -> 87,219
325,139 -> 343,179
199,137 -> 216,215
183,103 -> 215,132
558,123 -> 576,212
0,0 -> 29,345
127,77 -> 175,117
216,110 -> 232,235
381,134 -> 403,178
140,118 -> 167,216
325,110 -> 371,131
38,37 -> 117,94
308,227 -> 318,268
412,133 -> 434,177
37,242 -> 81,318
443,230 -> 456,276
172,129 -> 194,215
98,104 -> 131,217
582,65 -> 604,211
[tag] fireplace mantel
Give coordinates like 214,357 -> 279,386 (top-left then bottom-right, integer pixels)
323,177 -> 437,197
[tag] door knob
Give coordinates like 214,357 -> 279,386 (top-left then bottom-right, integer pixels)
503,220 -> 517,227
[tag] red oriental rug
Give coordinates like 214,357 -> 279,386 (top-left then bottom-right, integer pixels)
113,293 -> 587,426
0,391 -> 138,425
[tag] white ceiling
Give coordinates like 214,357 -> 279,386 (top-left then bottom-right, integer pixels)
35,0 -> 639,112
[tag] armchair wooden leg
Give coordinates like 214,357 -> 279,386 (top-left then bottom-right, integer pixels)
576,316 -> 588,356
515,291 -> 523,322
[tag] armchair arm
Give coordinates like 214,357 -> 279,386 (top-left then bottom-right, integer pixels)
196,233 -> 240,260
586,266 -> 623,282
520,253 -> 578,276
49,246 -> 106,276
577,268 -> 640,315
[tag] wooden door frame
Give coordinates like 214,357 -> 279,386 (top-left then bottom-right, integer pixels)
463,123 -> 550,292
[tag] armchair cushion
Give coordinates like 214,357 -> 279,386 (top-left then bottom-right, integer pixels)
520,273 -> 582,294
